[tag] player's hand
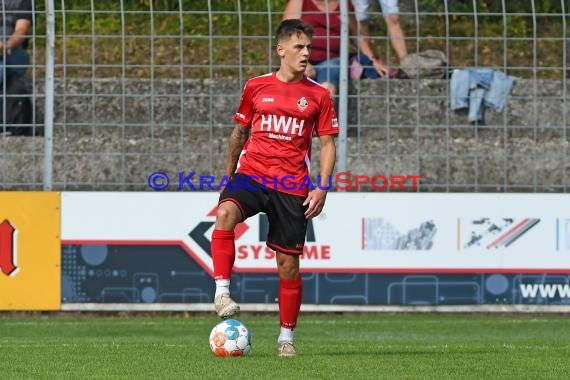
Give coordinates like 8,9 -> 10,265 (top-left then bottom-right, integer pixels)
303,189 -> 327,219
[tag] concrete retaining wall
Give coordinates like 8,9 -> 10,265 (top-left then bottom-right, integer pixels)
1,78 -> 568,191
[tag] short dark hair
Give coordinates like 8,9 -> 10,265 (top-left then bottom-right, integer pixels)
275,19 -> 314,42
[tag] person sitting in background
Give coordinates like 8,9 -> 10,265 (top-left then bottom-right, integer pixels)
0,0 -> 33,86
352,0 -> 408,63
283,0 -> 392,97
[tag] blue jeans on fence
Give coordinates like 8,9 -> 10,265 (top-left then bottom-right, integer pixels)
450,68 -> 515,123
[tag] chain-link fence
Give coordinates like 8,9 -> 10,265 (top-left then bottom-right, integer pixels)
0,0 -> 568,191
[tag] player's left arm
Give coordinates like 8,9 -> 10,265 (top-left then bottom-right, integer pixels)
303,134 -> 336,219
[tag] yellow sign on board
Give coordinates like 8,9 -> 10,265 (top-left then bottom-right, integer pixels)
0,192 -> 60,310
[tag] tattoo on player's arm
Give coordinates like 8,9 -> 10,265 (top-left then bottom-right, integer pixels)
226,124 -> 250,175
232,124 -> 249,144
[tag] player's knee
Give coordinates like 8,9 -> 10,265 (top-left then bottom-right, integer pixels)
385,14 -> 401,26
216,202 -> 241,229
277,256 -> 300,279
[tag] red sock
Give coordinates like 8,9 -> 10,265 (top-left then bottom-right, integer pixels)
279,276 -> 303,329
212,229 -> 235,280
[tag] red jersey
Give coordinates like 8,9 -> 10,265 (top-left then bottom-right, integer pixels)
301,0 -> 353,63
233,72 -> 338,197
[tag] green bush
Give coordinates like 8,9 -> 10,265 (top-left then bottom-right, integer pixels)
30,0 -> 566,79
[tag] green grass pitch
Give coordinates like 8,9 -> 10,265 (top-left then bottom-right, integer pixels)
1,313 -> 570,379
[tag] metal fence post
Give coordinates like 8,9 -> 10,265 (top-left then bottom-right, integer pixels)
43,0 -> 55,191
337,0 -> 349,175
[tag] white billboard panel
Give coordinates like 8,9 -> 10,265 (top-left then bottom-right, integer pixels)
62,192 -> 570,274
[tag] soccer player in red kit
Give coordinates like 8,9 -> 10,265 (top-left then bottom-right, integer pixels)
211,19 -> 338,357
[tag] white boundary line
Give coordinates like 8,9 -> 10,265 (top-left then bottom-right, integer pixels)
60,303 -> 570,313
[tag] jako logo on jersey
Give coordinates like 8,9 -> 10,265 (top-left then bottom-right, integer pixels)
260,114 -> 305,136
297,97 -> 308,112
0,219 -> 18,276
262,97 -> 275,103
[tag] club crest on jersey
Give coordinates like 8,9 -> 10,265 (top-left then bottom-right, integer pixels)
297,97 -> 308,112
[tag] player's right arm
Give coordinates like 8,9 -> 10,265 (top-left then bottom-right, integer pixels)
220,123 -> 250,194
221,79 -> 254,192
224,124 -> 250,179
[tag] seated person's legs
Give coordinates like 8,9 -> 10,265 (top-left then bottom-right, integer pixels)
0,47 -> 30,84
313,57 -> 341,96
380,0 -> 407,61
352,0 -> 370,23
379,0 -> 399,16
356,54 -> 379,79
